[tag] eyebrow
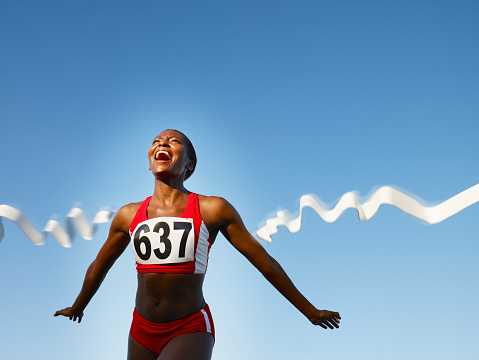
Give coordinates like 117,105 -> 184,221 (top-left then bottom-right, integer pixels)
153,134 -> 182,142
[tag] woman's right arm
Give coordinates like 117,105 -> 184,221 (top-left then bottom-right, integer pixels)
54,205 -> 134,323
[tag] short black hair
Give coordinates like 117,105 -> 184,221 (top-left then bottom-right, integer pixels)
166,129 -> 197,180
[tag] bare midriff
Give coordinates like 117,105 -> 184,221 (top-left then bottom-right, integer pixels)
135,273 -> 206,323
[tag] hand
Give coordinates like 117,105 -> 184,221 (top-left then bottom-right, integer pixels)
310,310 -> 341,329
54,307 -> 84,323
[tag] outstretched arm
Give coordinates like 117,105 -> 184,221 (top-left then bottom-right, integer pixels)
54,205 -> 133,323
214,198 -> 340,329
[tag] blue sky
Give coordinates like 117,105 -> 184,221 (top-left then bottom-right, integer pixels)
1,1 -> 478,359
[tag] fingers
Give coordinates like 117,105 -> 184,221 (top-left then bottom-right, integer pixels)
327,317 -> 340,329
53,308 -> 83,323
317,320 -> 337,329
69,314 -> 83,323
318,319 -> 339,329
53,309 -> 68,317
314,311 -> 341,330
73,314 -> 83,323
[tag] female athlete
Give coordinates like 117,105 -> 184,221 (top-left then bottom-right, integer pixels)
54,129 -> 340,360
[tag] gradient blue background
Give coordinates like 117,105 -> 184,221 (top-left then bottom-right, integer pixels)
1,1 -> 478,359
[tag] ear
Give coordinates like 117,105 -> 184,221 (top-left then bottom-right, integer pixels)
186,159 -> 194,171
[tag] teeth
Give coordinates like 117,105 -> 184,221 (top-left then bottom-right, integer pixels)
155,150 -> 171,160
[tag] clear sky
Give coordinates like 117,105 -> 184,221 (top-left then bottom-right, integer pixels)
1,1 -> 478,359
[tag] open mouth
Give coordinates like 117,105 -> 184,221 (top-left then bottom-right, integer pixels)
155,150 -> 172,161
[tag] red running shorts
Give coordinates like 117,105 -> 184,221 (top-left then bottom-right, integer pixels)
129,304 -> 215,355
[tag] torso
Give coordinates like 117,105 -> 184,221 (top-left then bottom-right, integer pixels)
135,272 -> 206,322
128,192 -> 221,323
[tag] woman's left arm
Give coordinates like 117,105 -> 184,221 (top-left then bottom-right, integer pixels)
212,197 -> 340,329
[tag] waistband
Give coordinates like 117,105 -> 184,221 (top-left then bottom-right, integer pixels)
133,303 -> 213,331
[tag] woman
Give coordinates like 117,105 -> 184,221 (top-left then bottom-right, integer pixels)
55,129 -> 340,360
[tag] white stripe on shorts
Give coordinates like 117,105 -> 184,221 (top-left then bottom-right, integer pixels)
201,309 -> 212,333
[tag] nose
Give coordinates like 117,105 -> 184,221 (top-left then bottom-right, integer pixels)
158,137 -> 170,147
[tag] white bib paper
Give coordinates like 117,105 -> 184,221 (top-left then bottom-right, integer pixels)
131,217 -> 195,264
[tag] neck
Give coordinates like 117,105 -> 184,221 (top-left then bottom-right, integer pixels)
152,178 -> 189,204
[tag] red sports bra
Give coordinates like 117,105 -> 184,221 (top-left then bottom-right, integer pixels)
129,193 -> 212,274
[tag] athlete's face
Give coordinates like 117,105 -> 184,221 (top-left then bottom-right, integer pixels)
148,130 -> 194,180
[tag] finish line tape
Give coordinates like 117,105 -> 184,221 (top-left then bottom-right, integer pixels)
2,184 -> 478,247
256,184 -> 479,242
0,205 -> 115,248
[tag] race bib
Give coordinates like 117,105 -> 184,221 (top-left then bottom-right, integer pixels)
131,217 -> 195,264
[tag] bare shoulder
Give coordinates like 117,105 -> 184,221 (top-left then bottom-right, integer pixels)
197,194 -> 230,210
110,201 -> 143,233
117,201 -> 142,217
197,194 -> 237,227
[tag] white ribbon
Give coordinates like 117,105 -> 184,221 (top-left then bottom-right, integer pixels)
0,205 -> 115,248
256,184 -> 479,242
3,184 -> 478,246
